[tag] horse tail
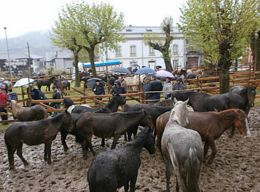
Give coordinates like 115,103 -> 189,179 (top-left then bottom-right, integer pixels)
181,147 -> 202,192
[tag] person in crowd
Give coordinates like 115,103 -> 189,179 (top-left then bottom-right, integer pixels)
132,67 -> 138,73
111,81 -> 126,96
92,80 -> 105,105
50,86 -> 61,110
117,75 -> 128,93
163,77 -> 173,99
172,77 -> 186,90
186,69 -> 196,79
0,85 -> 8,121
144,75 -> 163,103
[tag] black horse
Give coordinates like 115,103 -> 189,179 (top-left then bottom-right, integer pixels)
72,110 -> 154,157
64,94 -> 126,113
61,94 -> 126,151
4,111 -> 73,170
87,126 -> 155,192
36,76 -> 56,91
171,85 -> 256,113
122,104 -> 173,141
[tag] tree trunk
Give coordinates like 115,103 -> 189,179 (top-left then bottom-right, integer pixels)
73,52 -> 80,87
219,67 -> 230,93
164,55 -> 173,72
218,40 -> 231,93
88,48 -> 97,77
256,30 -> 260,71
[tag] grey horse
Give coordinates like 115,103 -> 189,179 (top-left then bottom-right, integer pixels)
161,99 -> 203,192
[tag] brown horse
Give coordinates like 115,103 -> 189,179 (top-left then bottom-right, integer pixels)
156,109 -> 250,164
10,100 -> 48,121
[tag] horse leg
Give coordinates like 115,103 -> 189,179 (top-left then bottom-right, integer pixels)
124,183 -> 129,192
176,176 -> 179,192
129,174 -> 138,192
60,129 -> 69,152
165,161 -> 172,192
44,144 -> 48,161
86,139 -> 95,157
101,138 -> 105,147
204,140 -> 210,158
6,143 -> 16,170
208,139 -> 217,164
111,135 -> 120,149
46,142 -> 52,164
228,126 -> 235,138
16,142 -> 28,166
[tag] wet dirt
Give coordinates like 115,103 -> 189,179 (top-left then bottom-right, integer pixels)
1,107 -> 260,192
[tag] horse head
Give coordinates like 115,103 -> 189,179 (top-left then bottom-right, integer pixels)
10,100 -> 23,118
247,85 -> 256,107
225,109 -> 250,137
141,110 -> 155,130
138,126 -> 156,154
62,110 -> 74,132
170,98 -> 189,127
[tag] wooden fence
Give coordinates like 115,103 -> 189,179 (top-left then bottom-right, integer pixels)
1,71 -> 260,124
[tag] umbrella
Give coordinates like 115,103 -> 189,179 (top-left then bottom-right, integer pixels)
87,78 -> 104,88
134,67 -> 155,75
109,67 -> 131,74
155,70 -> 174,78
13,78 -> 35,87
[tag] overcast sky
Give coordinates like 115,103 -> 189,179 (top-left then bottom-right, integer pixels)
0,0 -> 185,39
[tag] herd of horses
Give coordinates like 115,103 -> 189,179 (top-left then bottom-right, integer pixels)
36,76 -> 70,93
3,84 -> 256,192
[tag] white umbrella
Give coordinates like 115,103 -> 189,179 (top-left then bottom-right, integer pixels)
13,78 -> 35,87
155,70 -> 174,78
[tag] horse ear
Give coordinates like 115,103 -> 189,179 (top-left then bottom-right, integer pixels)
184,98 -> 189,104
173,97 -> 178,103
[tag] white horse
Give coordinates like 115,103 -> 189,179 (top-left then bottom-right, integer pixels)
161,99 -> 203,192
124,75 -> 146,91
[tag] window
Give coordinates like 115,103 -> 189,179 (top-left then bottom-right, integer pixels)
115,46 -> 122,57
130,45 -> 136,57
149,46 -> 155,56
172,59 -> 179,68
172,44 -> 178,54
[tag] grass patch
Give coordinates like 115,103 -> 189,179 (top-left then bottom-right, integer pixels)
0,123 -> 8,133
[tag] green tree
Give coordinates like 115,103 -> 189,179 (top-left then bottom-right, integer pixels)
145,17 -> 174,72
179,0 -> 259,93
52,1 -> 124,82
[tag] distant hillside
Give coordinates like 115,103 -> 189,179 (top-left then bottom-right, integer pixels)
0,31 -> 61,58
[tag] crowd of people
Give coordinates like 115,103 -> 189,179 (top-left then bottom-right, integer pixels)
0,67 -> 199,120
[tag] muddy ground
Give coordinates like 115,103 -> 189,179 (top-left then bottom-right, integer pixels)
1,107 -> 260,192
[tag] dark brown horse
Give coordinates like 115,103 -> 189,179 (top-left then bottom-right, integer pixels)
36,76 -> 56,91
4,111 -> 73,170
156,109 -> 250,164
10,100 -> 48,121
71,110 -> 154,158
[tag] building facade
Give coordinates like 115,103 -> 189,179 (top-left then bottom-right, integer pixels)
100,26 -> 202,71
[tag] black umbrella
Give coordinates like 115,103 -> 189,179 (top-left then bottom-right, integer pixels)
87,78 -> 104,88
110,67 -> 131,74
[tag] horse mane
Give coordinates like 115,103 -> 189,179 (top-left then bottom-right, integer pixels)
127,126 -> 149,147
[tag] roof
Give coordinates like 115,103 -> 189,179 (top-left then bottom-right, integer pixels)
83,60 -> 121,68
120,25 -> 181,34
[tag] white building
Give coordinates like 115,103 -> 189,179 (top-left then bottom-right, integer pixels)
100,26 -> 195,70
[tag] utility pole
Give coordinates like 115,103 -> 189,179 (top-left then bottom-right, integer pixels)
27,42 -> 31,78
3,27 -> 12,80
27,42 -> 32,106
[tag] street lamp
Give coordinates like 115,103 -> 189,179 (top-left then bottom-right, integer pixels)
3,27 -> 12,79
